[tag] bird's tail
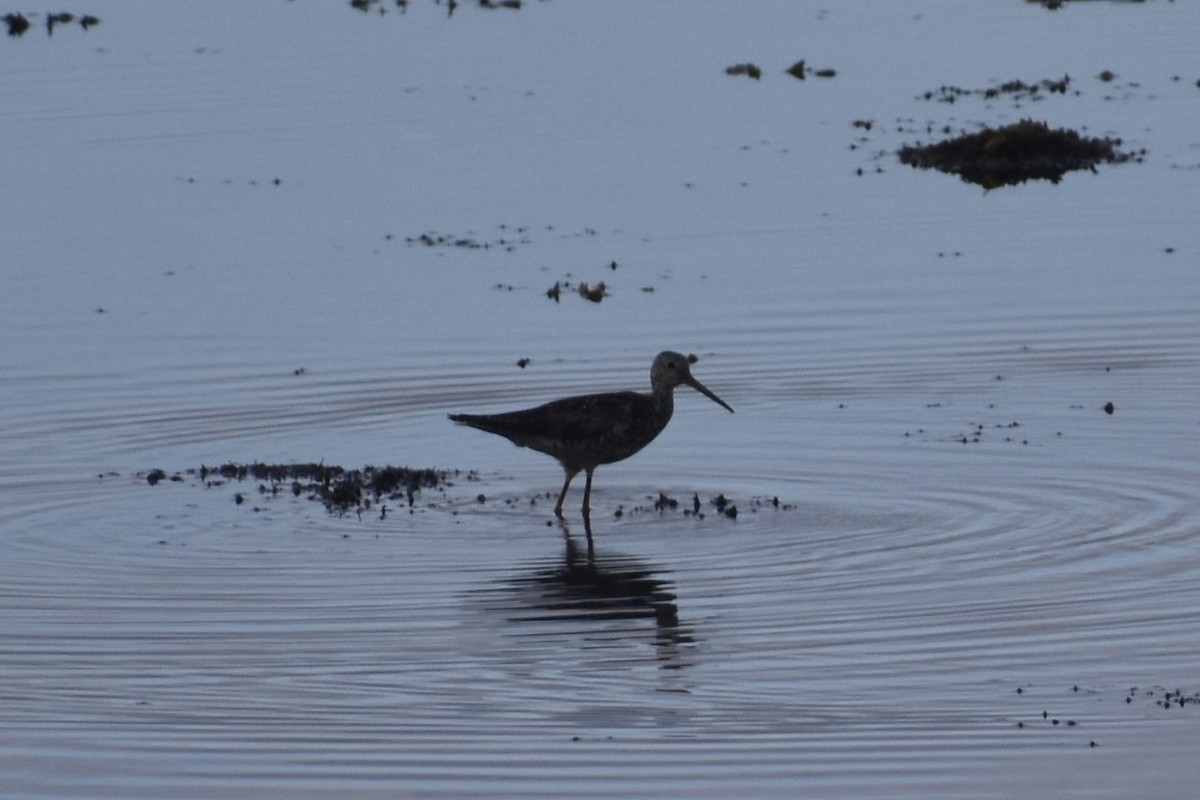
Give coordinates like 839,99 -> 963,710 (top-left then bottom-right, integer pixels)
448,413 -> 496,431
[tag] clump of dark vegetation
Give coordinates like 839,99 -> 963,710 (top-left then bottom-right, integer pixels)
145,462 -> 454,517
898,119 -> 1142,189
205,462 -> 448,515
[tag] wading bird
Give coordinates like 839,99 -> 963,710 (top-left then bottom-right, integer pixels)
449,351 -> 733,518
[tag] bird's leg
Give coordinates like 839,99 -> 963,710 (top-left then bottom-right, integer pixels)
581,510 -> 595,561
581,468 -> 595,516
554,467 -> 579,518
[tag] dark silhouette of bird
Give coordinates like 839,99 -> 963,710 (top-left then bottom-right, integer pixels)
450,351 -> 733,518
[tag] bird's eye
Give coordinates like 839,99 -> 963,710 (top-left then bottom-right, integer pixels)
666,360 -> 676,369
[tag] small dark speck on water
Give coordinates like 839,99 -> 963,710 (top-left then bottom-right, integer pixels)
1104,401 -> 1115,415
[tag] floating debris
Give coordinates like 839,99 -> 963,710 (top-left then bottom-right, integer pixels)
4,12 -> 30,36
349,0 -> 534,18
784,59 -> 834,81
546,279 -> 609,303
151,462 -> 455,516
144,464 -> 789,524
577,281 -> 606,303
920,75 -> 1073,104
1030,0 -> 1173,10
46,12 -> 73,35
898,119 -> 1141,189
3,11 -> 98,37
726,63 -> 762,80
712,493 -> 738,519
405,229 -> 528,251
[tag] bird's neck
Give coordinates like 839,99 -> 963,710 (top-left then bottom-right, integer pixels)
652,388 -> 675,424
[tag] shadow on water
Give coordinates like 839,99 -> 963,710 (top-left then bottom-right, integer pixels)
487,518 -> 695,669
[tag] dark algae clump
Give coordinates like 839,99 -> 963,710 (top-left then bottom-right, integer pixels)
898,119 -> 1141,189
190,462 -> 451,516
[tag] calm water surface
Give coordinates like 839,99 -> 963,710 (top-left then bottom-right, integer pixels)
3,2 -> 1198,798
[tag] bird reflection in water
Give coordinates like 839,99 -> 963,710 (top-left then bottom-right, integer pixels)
499,518 -> 694,668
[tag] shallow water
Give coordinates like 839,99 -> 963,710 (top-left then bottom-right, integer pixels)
3,2 -> 1199,798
